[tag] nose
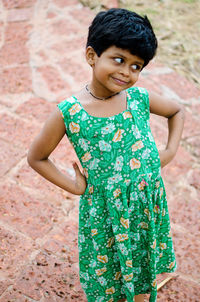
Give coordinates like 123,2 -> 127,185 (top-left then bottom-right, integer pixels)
119,64 -> 130,77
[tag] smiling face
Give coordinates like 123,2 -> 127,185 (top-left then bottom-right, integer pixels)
86,45 -> 144,97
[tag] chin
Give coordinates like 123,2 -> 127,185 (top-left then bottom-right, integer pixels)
109,83 -> 126,92
113,85 -> 129,93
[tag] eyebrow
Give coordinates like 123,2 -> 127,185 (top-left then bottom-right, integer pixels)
114,53 -> 144,66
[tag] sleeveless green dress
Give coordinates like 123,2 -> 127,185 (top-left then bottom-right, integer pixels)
57,87 -> 177,302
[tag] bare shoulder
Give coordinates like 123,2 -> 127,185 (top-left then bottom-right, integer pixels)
42,107 -> 66,136
33,107 -> 66,148
148,90 -> 183,118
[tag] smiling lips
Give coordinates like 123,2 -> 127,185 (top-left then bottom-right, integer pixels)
112,76 -> 129,85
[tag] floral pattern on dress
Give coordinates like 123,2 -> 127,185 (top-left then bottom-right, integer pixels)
57,87 -> 177,302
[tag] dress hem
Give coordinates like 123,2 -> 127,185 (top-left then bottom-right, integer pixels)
80,266 -> 177,301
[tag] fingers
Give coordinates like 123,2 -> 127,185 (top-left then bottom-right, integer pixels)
72,162 -> 79,171
72,162 -> 82,175
72,162 -> 77,168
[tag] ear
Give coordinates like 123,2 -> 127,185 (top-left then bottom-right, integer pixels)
85,46 -> 97,67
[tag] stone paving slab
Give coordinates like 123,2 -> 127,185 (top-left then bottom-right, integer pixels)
0,0 -> 200,301
0,225 -> 35,279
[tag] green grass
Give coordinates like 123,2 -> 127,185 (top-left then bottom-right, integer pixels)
174,0 -> 197,3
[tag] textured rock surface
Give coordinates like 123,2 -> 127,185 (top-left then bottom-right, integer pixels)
0,0 -> 199,301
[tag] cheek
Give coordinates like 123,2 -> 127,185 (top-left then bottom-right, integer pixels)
131,72 -> 140,82
94,65 -> 109,80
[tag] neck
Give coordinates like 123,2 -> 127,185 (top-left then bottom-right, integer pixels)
86,84 -> 120,101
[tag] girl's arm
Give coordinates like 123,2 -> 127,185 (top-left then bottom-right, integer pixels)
27,108 -> 87,195
149,91 -> 185,167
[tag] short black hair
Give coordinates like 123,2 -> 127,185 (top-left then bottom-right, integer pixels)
86,8 -> 158,67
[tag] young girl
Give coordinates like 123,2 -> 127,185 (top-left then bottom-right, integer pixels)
27,8 -> 184,302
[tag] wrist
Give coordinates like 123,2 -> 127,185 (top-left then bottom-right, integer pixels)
158,147 -> 176,168
71,178 -> 87,196
62,176 -> 82,195
165,147 -> 176,159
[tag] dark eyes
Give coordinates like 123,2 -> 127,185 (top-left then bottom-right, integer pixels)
131,64 -> 141,71
113,57 -> 141,71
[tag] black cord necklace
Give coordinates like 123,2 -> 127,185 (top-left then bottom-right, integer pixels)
85,84 -> 119,100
